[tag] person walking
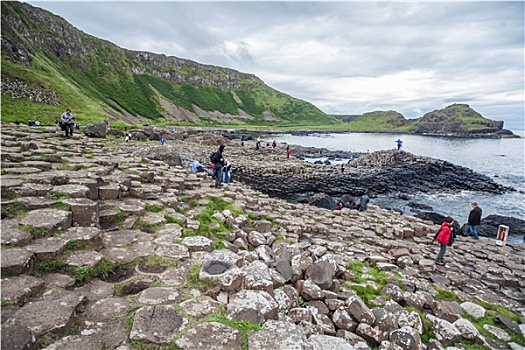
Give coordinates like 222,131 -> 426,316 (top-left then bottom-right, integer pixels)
466,202 -> 482,239
433,217 -> 455,265
60,108 -> 75,138
211,144 -> 225,188
286,145 -> 291,159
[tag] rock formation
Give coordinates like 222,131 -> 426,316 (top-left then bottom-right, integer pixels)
1,123 -> 524,350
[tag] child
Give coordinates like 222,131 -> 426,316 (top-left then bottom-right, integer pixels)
433,217 -> 454,265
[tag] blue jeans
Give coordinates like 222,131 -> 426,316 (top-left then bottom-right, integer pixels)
436,243 -> 447,261
467,225 -> 479,238
64,123 -> 74,137
223,170 -> 231,183
213,164 -> 223,187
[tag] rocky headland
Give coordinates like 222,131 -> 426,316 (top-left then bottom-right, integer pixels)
1,122 -> 524,350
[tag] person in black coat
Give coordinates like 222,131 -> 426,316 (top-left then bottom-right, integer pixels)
211,144 -> 225,188
466,202 -> 481,239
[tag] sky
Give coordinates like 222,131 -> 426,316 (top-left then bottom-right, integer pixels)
26,1 -> 525,130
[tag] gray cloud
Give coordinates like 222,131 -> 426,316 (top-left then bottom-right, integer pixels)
26,1 -> 524,129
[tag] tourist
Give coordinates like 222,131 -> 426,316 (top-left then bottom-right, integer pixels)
348,155 -> 355,163
359,193 -> 369,212
60,108 -> 75,138
125,133 -> 131,143
466,202 -> 482,239
160,138 -> 166,145
272,140 -> 277,148
286,145 -> 291,158
433,217 -> 455,265
222,159 -> 232,183
335,202 -> 344,210
191,157 -> 209,174
211,144 -> 225,188
256,137 -> 261,150
341,163 -> 345,174
395,138 -> 403,150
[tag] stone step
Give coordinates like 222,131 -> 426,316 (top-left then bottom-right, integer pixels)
1,249 -> 35,276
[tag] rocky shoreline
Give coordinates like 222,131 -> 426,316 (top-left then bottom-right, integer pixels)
1,122 -> 524,350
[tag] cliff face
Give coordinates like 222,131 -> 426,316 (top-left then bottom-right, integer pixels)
1,1 -> 336,126
414,104 -> 505,135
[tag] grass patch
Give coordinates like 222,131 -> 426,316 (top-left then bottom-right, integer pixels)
344,261 -> 391,307
145,204 -> 163,213
65,240 -> 90,251
212,241 -> 227,251
183,264 -> 218,293
432,286 -> 461,303
47,193 -> 72,201
133,218 -> 160,233
165,214 -> 184,226
1,300 -> 16,306
1,201 -> 26,219
115,210 -> 131,226
74,258 -> 115,283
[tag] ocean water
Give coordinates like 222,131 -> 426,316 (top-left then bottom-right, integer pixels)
272,131 -> 525,246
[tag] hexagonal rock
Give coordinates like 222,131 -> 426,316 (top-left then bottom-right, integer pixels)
1,275 -> 44,304
19,208 -> 72,234
4,167 -> 42,174
199,260 -> 243,292
65,251 -> 105,268
102,230 -> 140,247
175,322 -> 242,350
73,280 -> 114,302
453,318 -> 480,340
9,292 -> 86,337
1,178 -> 24,190
390,326 -> 423,350
62,198 -> 100,227
24,237 -> 68,260
248,330 -> 309,350
78,320 -> 127,349
460,301 -> 486,319
226,306 -> 265,326
101,247 -> 136,265
22,161 -> 52,170
0,225 -> 32,246
1,249 -> 35,276
157,223 -> 183,238
255,220 -> 273,233
182,236 -> 213,252
142,212 -> 167,226
137,287 -> 182,306
418,259 -> 435,272
305,261 -> 335,290
229,290 -> 279,320
345,295 -> 376,325
119,200 -> 146,216
243,260 -> 273,293
17,196 -> 59,210
84,297 -> 131,322
1,319 -> 35,350
159,262 -> 192,286
68,178 -> 100,200
426,314 -> 462,345
41,273 -> 76,289
299,280 -> 324,301
155,243 -> 189,260
98,185 -> 121,200
431,300 -> 461,323
179,297 -> 222,320
332,308 -> 358,332
308,334 -> 355,350
41,335 -> 105,350
62,227 -> 103,250
130,305 -> 188,344
50,184 -> 91,198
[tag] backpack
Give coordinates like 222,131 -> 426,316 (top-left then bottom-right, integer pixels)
210,152 -> 218,164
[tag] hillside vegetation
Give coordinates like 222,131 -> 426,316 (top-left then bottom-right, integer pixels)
0,2 -> 508,135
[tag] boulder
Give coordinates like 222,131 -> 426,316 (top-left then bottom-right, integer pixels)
83,122 -> 107,138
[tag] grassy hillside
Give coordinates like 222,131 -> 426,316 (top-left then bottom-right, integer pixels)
342,110 -> 414,131
0,1 -> 339,128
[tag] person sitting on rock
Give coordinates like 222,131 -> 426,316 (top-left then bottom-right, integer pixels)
191,157 -> 209,175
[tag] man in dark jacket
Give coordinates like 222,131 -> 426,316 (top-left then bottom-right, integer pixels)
211,144 -> 225,188
466,202 -> 482,239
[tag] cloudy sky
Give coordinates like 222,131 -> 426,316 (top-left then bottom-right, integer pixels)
27,1 -> 524,129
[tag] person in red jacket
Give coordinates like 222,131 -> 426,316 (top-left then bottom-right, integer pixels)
433,217 -> 454,265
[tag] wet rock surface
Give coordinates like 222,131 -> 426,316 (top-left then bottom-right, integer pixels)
1,123 -> 524,350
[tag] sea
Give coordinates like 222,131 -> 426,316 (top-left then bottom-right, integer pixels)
272,131 -> 525,246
